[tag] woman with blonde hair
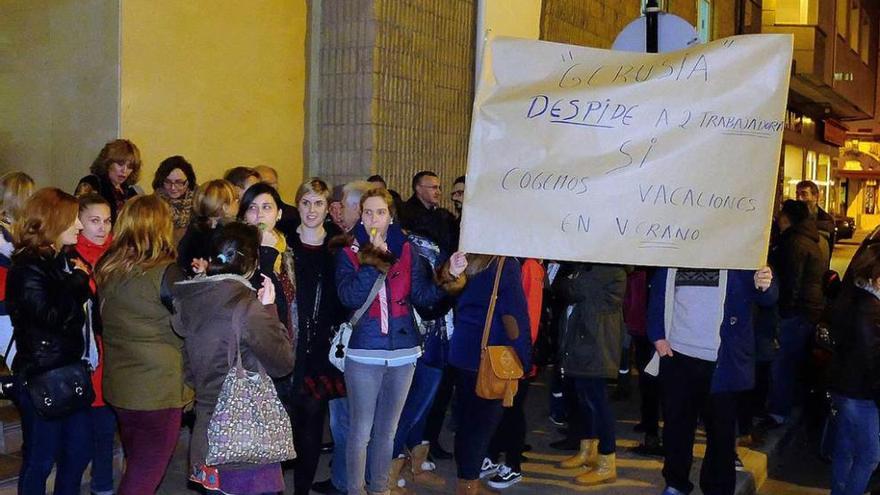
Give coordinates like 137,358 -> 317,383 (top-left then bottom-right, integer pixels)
76,139 -> 142,222
6,187 -> 92,494
96,195 -> 189,495
178,179 -> 239,276
0,171 -> 35,368
287,178 -> 345,494
0,171 -> 35,232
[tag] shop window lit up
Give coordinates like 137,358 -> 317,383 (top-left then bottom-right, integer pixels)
865,180 -> 877,215
775,0 -> 817,24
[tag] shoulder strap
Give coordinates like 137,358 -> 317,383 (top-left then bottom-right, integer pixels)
480,257 -> 506,350
350,273 -> 387,327
227,296 -> 247,370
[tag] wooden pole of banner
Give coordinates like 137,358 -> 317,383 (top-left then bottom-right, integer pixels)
645,0 -> 660,54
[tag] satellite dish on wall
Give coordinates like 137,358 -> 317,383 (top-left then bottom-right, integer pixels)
612,13 -> 699,53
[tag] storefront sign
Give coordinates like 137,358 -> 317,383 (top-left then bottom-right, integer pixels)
460,35 -> 793,269
823,119 -> 848,147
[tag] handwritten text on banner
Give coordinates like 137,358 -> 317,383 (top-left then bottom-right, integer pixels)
460,35 -> 793,269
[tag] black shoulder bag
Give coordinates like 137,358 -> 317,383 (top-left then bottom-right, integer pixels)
24,325 -> 94,419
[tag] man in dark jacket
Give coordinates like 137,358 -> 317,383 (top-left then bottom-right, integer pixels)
399,171 -> 459,462
766,200 -> 828,427
796,180 -> 834,263
649,266 -> 776,495
399,171 -> 457,259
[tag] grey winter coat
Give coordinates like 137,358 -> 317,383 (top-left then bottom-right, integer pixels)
554,263 -> 628,379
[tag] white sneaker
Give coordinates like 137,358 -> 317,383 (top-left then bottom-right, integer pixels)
480,457 -> 500,479
488,464 -> 523,489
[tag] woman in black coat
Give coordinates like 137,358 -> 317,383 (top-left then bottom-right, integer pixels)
76,139 -> 141,222
6,188 -> 94,495
827,245 -> 880,495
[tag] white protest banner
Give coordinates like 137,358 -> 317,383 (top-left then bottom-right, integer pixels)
460,35 -> 793,269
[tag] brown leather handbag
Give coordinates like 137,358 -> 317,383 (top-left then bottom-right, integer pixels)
475,257 -> 524,407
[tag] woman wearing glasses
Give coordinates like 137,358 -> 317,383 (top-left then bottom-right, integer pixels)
153,156 -> 197,242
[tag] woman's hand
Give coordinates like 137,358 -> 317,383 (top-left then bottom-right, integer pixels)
754,265 -> 773,292
448,251 -> 468,278
257,274 -> 275,306
368,228 -> 388,253
191,258 -> 208,275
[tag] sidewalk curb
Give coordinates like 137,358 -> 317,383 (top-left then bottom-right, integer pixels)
734,409 -> 803,495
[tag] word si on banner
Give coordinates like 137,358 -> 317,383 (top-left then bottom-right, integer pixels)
460,35 -> 793,269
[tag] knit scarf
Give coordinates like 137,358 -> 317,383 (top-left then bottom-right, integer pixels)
158,189 -> 194,229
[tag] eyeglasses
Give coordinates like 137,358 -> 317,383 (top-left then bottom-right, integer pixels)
164,178 -> 189,188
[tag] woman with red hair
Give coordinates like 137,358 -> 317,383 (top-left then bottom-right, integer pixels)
6,187 -> 93,494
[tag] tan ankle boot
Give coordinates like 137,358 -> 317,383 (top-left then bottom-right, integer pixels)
409,442 -> 446,488
559,439 -> 598,468
455,479 -> 499,495
388,457 -> 408,495
574,453 -> 617,485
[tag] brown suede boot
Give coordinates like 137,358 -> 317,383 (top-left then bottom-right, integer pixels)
409,442 -> 447,488
574,453 -> 617,485
388,456 -> 409,495
559,439 -> 598,469
455,479 -> 500,495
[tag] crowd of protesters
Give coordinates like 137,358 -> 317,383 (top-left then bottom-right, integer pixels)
0,138 -> 877,495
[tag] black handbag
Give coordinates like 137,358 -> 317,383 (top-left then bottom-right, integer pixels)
25,360 -> 94,419
23,305 -> 95,419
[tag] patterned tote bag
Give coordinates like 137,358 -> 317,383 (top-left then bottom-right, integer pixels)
206,305 -> 296,465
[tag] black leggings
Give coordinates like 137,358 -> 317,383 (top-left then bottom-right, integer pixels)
291,392 -> 327,495
424,365 -> 456,446
488,380 -> 531,471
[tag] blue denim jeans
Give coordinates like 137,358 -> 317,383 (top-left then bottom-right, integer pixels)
345,359 -> 415,494
90,405 -> 117,494
768,315 -> 814,421
329,397 -> 350,493
16,377 -> 93,495
392,359 -> 444,457
830,394 -> 880,495
572,377 -> 616,454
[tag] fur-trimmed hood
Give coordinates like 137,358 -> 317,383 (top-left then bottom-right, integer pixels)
329,223 -> 408,274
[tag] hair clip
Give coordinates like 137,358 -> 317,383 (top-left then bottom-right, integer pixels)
216,253 -> 229,263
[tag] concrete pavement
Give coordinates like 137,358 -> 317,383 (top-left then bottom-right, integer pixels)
148,373 -> 767,495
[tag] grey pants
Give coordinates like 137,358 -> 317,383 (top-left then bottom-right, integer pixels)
345,358 -> 416,494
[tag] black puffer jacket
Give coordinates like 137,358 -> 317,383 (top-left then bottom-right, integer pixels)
829,283 -> 880,401
772,220 -> 827,323
398,195 -> 457,258
6,251 -> 90,376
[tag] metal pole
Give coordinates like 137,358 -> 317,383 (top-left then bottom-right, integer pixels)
645,0 -> 660,53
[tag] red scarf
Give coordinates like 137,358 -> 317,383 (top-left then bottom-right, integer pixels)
75,234 -> 111,293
